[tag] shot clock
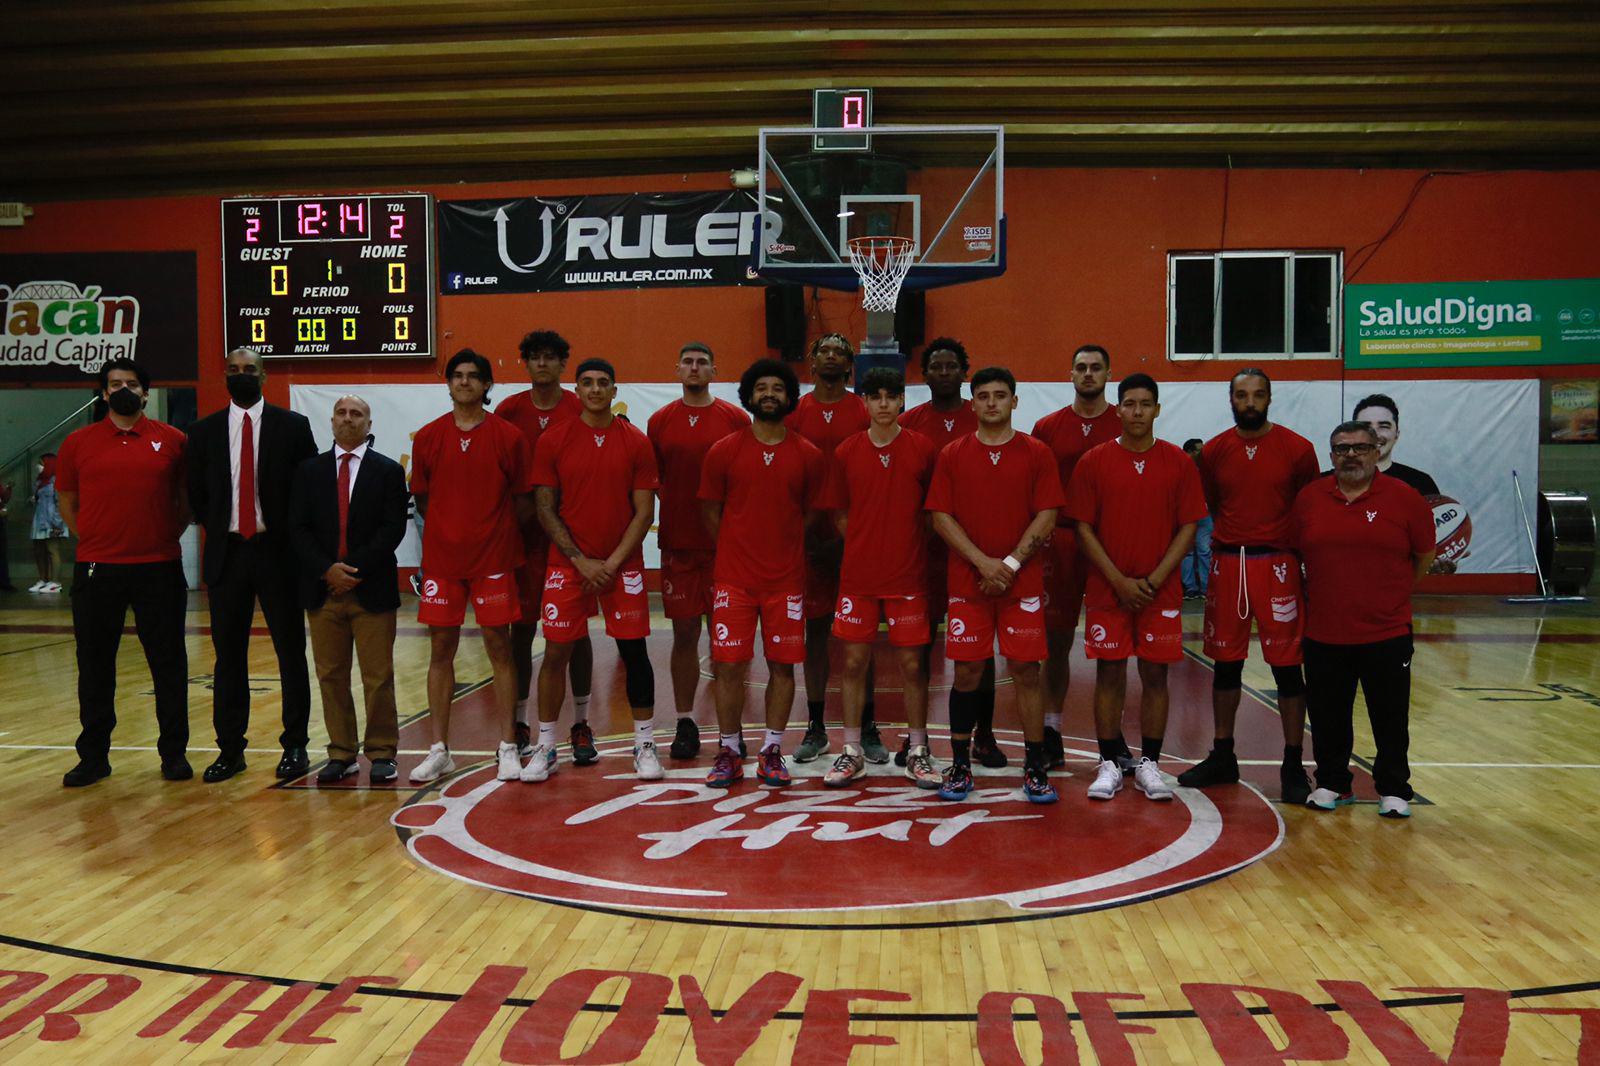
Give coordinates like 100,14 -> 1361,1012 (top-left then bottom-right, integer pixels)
220,194 -> 435,359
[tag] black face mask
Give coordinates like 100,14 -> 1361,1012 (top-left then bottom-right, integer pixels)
226,374 -> 262,407
106,388 -> 143,416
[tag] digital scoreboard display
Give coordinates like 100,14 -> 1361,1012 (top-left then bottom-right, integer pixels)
220,194 -> 435,359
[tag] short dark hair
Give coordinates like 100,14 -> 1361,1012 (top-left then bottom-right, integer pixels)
1183,437 -> 1203,453
1331,420 -> 1379,445
1232,367 -> 1272,392
920,337 -> 969,373
809,333 -> 855,361
446,349 -> 493,400
574,357 -> 616,383
679,341 -> 714,360
1073,344 -> 1111,369
518,330 -> 570,363
860,367 -> 905,397
1352,392 -> 1399,425
97,357 -> 149,394
970,366 -> 1016,395
737,358 -> 800,415
1118,373 -> 1159,402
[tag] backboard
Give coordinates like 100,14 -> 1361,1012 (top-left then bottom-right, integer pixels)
755,125 -> 1005,294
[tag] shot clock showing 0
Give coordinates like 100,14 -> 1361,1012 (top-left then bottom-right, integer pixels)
220,193 -> 436,360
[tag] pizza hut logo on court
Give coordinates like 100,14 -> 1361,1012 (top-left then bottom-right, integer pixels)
391,739 -> 1283,921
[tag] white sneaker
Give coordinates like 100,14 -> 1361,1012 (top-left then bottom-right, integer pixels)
496,741 -> 521,781
1134,757 -> 1173,800
41,581 -> 62,593
1306,787 -> 1353,811
26,581 -> 45,593
409,743 -> 454,783
1087,759 -> 1123,800
520,743 -> 558,782
634,741 -> 664,780
1378,795 -> 1412,819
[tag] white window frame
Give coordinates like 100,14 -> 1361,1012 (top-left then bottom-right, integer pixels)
1167,250 -> 1343,361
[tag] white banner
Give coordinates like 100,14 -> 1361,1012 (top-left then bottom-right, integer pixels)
292,378 -> 1537,573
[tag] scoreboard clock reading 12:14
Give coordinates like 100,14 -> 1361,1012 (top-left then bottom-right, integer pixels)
220,194 -> 435,360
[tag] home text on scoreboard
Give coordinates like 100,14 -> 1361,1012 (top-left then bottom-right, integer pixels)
220,194 -> 435,360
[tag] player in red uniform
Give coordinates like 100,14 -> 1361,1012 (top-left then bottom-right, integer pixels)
898,338 -> 1003,768
1179,369 -> 1321,802
493,330 -> 594,762
408,350 -> 536,784
784,333 -> 875,764
698,359 -> 827,789
1029,343 -> 1125,772
526,359 -> 662,782
926,367 -> 1065,804
647,343 -> 750,761
1064,373 -> 1207,803
822,368 -> 942,788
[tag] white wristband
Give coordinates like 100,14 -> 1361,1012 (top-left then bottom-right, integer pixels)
1002,555 -> 1022,573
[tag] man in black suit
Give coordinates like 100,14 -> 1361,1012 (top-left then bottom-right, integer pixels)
289,394 -> 409,784
187,347 -> 319,782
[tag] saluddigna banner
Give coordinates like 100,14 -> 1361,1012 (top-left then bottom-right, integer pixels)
1345,278 -> 1600,368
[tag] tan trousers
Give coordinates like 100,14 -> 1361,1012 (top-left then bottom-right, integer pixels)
307,593 -> 398,761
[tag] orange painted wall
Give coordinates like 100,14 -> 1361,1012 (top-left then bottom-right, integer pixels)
4,167 -> 1599,419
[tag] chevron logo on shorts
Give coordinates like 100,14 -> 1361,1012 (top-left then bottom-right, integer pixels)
1019,597 -> 1041,613
786,596 -> 803,620
1161,609 -> 1180,618
622,571 -> 644,596
1270,596 -> 1299,622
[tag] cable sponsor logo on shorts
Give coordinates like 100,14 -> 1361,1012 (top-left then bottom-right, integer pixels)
1088,623 -> 1108,644
838,596 -> 855,618
714,622 -> 730,642
422,578 -> 440,599
543,602 -> 559,622
948,617 -> 967,638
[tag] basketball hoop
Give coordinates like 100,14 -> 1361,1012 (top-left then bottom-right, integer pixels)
846,236 -> 916,313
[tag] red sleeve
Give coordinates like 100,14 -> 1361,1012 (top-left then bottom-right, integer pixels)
1176,454 -> 1209,524
1292,439 -> 1321,495
408,428 -> 430,494
698,438 -> 729,502
1409,490 -> 1437,555
1028,439 -> 1067,513
1061,449 -> 1098,525
530,425 -> 560,488
646,408 -> 667,465
924,445 -> 955,513
54,433 -> 80,493
631,432 -> 659,491
507,426 -> 537,493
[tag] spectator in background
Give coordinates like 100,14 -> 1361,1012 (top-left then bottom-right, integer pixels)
1180,438 -> 1213,599
29,453 -> 68,594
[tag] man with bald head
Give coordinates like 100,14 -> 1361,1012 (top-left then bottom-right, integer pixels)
289,395 -> 410,783
188,347 -> 319,782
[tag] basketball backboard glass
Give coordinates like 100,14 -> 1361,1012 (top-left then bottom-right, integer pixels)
755,125 -> 1005,293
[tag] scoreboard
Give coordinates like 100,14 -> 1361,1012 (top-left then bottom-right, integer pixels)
220,194 -> 435,360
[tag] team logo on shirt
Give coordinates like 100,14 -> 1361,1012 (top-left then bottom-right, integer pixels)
762,451 -> 775,466
1133,460 -> 1146,475
1366,510 -> 1378,523
1273,562 -> 1288,583
459,438 -> 472,452
538,416 -> 551,429
594,434 -> 606,448
822,410 -> 834,423
879,453 -> 891,468
944,418 -> 955,433
150,440 -> 162,452
1245,445 -> 1259,460
988,451 -> 1001,465
688,415 -> 700,427
1080,423 -> 1092,436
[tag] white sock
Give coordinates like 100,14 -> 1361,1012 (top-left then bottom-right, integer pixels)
763,729 -> 785,751
634,720 -> 654,745
573,694 -> 590,723
430,741 -> 448,754
1044,712 -> 1063,731
843,726 -> 862,746
721,733 -> 743,753
497,740 -> 516,754
538,722 -> 557,748
909,728 -> 928,748
677,710 -> 694,721
514,699 -> 529,726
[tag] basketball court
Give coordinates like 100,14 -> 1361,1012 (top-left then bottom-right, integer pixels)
2,590 -> 1599,1063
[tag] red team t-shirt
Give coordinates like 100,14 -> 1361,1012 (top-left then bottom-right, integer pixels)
410,412 -> 535,580
55,415 -> 188,564
785,391 -> 869,459
1063,439 -> 1209,609
494,388 -> 581,550
924,432 -> 1066,599
698,429 -> 826,593
900,400 -> 977,451
531,417 -> 660,569
1200,424 -> 1320,547
825,428 -> 938,598
647,397 -> 749,552
1290,473 -> 1435,645
1030,405 -> 1122,527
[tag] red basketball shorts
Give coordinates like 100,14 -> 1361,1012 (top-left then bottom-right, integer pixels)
539,565 -> 651,644
660,548 -> 716,621
1042,529 -> 1090,631
417,572 -> 520,628
1083,603 -> 1184,663
945,592 -> 1047,663
832,592 -> 931,647
710,584 -> 806,664
1202,550 -> 1303,667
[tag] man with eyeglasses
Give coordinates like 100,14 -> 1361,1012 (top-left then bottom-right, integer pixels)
1290,422 -> 1435,819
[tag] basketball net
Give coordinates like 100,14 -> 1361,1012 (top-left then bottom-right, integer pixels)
846,236 -> 916,313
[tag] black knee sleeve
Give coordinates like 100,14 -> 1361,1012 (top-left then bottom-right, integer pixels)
1212,659 -> 1244,692
948,688 -> 979,737
615,638 -> 655,708
1271,664 -> 1305,699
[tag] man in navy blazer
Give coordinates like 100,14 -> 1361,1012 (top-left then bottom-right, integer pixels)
187,348 -> 319,782
289,394 -> 409,783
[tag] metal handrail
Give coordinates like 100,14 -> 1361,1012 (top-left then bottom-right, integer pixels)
0,397 -> 96,477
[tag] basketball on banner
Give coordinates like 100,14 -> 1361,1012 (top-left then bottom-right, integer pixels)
1427,494 -> 1473,563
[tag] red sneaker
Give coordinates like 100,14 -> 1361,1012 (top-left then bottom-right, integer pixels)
756,744 -> 791,787
706,747 -> 744,788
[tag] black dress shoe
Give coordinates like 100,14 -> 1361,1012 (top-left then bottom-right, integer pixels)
203,754 -> 247,783
369,758 -> 398,783
276,747 -> 310,779
161,757 -> 194,781
63,762 -> 111,788
317,758 -> 359,784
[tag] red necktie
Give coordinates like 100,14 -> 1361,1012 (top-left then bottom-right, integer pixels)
238,412 -> 257,538
337,452 -> 353,559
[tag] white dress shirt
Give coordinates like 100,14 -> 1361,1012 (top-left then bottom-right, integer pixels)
334,440 -> 368,502
227,398 -> 266,533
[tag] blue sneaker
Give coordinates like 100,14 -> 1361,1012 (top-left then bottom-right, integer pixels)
937,762 -> 974,801
1023,765 -> 1058,804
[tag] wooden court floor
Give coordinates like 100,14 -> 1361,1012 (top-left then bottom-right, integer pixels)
1,591 -> 1597,1064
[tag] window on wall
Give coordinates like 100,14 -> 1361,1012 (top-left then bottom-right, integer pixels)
1168,251 -> 1341,360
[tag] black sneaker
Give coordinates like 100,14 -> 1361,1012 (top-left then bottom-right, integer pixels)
669,718 -> 701,760
1280,761 -> 1313,805
570,722 -> 599,766
317,758 -> 359,784
972,730 -> 1008,769
369,758 -> 399,783
893,736 -> 910,767
1042,726 -> 1066,769
1176,749 -> 1240,788
160,757 -> 194,781
860,721 -> 890,764
63,761 -> 111,788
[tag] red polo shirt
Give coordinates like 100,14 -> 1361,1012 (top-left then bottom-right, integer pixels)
1289,472 -> 1435,645
55,415 -> 188,564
